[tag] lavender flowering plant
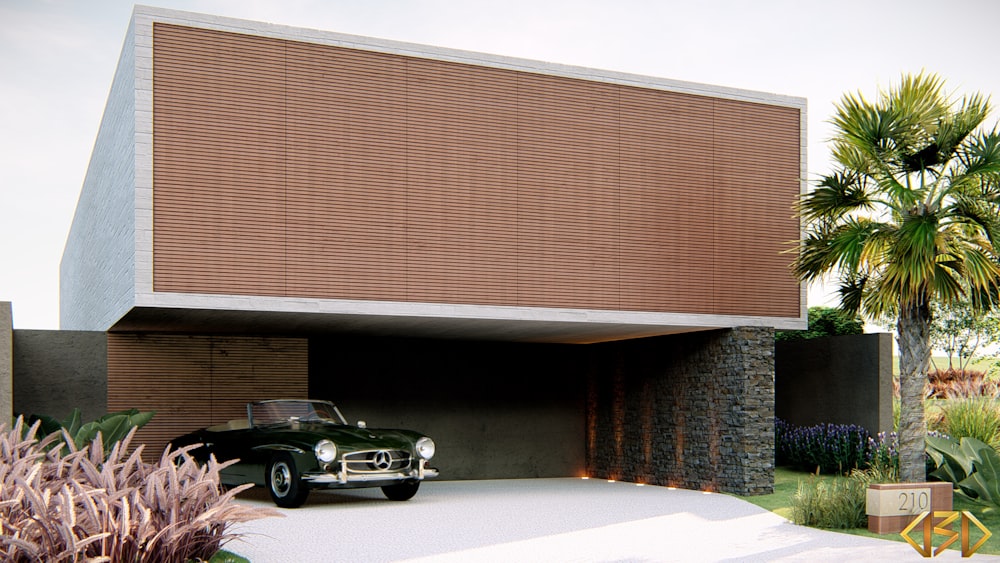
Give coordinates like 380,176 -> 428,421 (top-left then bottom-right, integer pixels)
777,419 -> 944,476
776,418 -> 873,474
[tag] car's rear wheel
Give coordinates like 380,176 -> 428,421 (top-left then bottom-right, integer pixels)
266,453 -> 309,508
382,480 -> 420,501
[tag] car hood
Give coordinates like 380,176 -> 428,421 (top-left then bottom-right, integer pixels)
261,422 -> 422,452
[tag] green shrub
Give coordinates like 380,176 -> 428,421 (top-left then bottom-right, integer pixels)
0,417 -> 279,562
791,475 -> 868,529
775,306 -> 864,342
939,397 -> 1000,450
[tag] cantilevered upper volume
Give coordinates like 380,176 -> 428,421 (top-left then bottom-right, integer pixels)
61,5 -> 807,343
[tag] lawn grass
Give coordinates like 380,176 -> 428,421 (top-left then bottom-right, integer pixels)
738,467 -> 1000,555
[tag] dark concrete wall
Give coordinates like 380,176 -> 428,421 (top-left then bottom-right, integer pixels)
13,330 -> 108,421
586,327 -> 775,495
775,333 -> 892,434
309,335 -> 587,480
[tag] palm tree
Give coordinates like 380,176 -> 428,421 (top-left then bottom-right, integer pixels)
793,72 -> 1000,482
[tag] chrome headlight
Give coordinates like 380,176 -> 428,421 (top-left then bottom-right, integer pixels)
314,439 -> 337,463
415,437 -> 435,460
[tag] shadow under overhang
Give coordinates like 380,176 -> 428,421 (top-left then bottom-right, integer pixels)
110,306 -> 725,344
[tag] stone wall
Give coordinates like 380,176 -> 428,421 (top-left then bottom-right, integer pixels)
586,327 -> 775,495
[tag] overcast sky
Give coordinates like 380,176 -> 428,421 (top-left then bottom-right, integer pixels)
2,0 -> 999,329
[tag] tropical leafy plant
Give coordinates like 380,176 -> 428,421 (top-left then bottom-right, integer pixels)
25,407 -> 155,453
792,72 -> 1000,482
926,434 -> 979,484
926,434 -> 1000,507
207,550 -> 251,563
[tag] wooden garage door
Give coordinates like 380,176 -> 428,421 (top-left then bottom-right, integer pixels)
107,334 -> 308,459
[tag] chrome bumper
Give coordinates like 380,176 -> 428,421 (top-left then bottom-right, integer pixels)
303,458 -> 439,485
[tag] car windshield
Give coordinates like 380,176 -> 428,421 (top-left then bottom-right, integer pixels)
250,400 -> 348,427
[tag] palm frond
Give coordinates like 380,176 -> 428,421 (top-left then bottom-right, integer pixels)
859,270 -> 899,320
885,71 -> 948,137
872,212 -> 939,307
929,262 -> 965,303
955,130 -> 1000,182
831,93 -> 905,164
959,244 -> 1000,295
796,171 -> 873,222
874,171 -> 920,209
935,92 -> 992,159
968,277 -> 1000,311
830,141 -> 875,176
837,273 -> 867,315
793,217 -> 883,280
949,194 -> 1000,248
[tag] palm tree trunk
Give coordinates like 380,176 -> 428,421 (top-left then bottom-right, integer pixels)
897,301 -> 931,482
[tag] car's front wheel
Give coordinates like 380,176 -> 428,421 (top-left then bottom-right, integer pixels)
382,480 -> 420,501
266,453 -> 309,508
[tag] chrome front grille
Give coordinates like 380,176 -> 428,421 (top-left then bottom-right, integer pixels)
343,450 -> 412,473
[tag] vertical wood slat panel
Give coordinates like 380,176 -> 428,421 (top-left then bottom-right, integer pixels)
152,22 -> 802,319
107,334 -> 307,459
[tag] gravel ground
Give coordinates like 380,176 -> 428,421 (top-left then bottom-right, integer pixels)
227,478 -> 999,562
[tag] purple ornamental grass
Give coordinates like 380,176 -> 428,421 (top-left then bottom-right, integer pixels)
0,417 -> 281,562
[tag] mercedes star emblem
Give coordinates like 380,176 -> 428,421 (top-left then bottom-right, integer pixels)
373,450 -> 392,470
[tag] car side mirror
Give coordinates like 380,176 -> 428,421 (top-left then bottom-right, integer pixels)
357,420 -> 367,429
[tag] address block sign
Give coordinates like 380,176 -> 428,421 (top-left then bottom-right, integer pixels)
867,486 -> 931,517
867,482 -> 953,534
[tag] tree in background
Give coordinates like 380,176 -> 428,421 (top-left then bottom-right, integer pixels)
793,72 -> 1000,482
775,306 -> 864,341
929,296 -> 1000,373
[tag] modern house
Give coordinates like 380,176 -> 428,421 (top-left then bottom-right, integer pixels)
55,5 -> 806,493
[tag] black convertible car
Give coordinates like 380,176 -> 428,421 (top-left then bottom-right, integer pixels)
171,399 -> 438,507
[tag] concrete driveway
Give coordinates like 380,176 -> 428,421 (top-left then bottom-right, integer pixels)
228,478 -> 999,562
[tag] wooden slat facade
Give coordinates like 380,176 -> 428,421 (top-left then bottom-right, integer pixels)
107,334 -> 308,459
152,23 -> 802,318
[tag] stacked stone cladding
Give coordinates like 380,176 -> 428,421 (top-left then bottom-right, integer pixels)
586,327 -> 774,495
